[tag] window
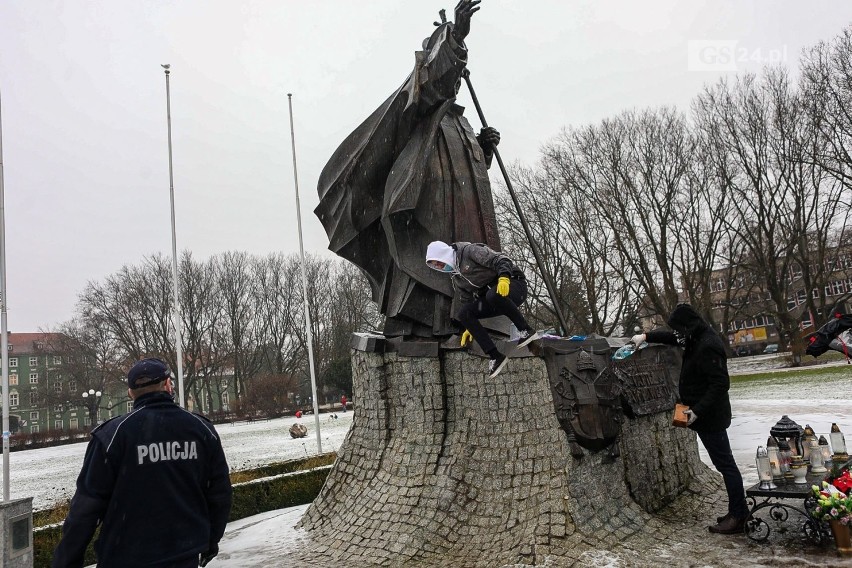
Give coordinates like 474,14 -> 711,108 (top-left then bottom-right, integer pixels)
29,356 -> 38,366
9,358 -> 17,368
126,402 -> 133,413
53,356 -> 61,365
29,373 -> 38,384
69,417 -> 78,430
29,392 -> 37,406
790,264 -> 803,280
796,289 -> 807,304
31,425 -> 39,433
54,420 -> 63,430
68,381 -> 77,393
714,277 -> 726,292
54,382 -> 62,393
832,281 -> 846,296
53,404 -> 62,412
29,411 -> 38,420
222,392 -> 230,411
66,355 -> 74,364
9,393 -> 17,406
9,374 -> 17,386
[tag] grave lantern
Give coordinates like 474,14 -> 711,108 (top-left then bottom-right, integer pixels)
801,424 -> 817,462
819,435 -> 832,464
766,436 -> 783,480
755,446 -> 777,490
809,438 -> 827,474
777,439 -> 793,479
831,423 -> 849,462
770,415 -> 804,457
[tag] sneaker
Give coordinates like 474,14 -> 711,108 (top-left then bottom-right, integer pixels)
488,353 -> 509,379
517,329 -> 542,348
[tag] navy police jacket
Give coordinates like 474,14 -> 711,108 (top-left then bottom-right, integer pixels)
52,391 -> 232,567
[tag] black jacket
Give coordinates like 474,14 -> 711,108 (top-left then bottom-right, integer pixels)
52,392 -> 232,568
450,242 -> 525,315
646,304 -> 732,432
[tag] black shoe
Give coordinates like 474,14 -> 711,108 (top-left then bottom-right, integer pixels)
517,329 -> 542,348
488,354 -> 509,379
716,513 -> 731,524
708,515 -> 745,535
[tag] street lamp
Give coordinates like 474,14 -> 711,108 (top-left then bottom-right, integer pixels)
81,389 -> 102,426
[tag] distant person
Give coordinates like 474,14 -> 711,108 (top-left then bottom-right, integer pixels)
295,409 -> 303,419
341,394 -> 347,413
632,304 -> 747,535
52,358 -> 232,567
426,240 -> 541,378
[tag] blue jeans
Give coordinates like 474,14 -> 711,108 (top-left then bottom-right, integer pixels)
697,429 -> 748,519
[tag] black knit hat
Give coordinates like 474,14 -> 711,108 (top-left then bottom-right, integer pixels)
127,358 -> 171,389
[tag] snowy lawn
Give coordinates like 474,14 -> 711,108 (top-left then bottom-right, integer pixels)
7,411 -> 354,511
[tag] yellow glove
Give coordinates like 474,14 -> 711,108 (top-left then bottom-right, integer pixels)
460,329 -> 472,347
496,276 -> 510,297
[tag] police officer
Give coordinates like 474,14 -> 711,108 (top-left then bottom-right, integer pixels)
52,358 -> 232,567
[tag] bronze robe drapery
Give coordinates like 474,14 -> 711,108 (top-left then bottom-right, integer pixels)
315,23 -> 500,337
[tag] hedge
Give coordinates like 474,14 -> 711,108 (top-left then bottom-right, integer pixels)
33,454 -> 335,567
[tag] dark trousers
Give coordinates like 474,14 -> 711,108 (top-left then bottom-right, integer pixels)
697,429 -> 748,519
456,277 -> 530,357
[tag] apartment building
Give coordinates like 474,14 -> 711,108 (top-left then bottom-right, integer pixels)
3,332 -> 131,434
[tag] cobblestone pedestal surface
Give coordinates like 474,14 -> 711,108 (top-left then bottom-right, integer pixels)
293,349 -> 747,567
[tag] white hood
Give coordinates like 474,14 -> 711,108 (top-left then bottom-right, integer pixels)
426,241 -> 456,271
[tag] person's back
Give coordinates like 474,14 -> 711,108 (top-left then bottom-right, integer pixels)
92,392 -> 230,566
52,359 -> 231,568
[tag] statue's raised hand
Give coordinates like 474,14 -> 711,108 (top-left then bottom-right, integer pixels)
453,0 -> 481,43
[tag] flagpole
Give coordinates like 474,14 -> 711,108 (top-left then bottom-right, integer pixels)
287,94 -> 322,453
0,87 -> 10,500
162,64 -> 186,408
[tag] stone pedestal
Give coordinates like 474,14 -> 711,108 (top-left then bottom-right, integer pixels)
0,497 -> 33,568
297,342 -> 716,567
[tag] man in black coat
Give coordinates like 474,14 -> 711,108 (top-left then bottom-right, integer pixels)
52,358 -> 232,567
632,303 -> 747,534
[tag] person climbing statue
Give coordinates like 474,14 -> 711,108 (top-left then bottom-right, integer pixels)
426,240 -> 541,378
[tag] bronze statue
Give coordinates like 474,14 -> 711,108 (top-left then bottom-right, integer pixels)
315,1 -> 501,338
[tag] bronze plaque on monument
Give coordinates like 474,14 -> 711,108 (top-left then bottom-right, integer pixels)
541,337 -> 622,453
611,345 -> 678,416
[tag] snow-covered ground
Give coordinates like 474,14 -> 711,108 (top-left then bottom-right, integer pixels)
6,411 -> 354,511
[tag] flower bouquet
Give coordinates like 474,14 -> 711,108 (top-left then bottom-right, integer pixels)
811,481 -> 852,524
811,478 -> 852,555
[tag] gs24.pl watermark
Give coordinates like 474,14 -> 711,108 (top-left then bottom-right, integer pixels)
687,40 -> 788,71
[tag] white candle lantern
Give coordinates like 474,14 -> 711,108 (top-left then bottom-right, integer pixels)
756,446 -> 777,490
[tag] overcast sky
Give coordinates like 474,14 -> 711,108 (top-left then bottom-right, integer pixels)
1,1 -> 851,332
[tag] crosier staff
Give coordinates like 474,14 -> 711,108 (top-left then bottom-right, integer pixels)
461,67 -> 570,336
